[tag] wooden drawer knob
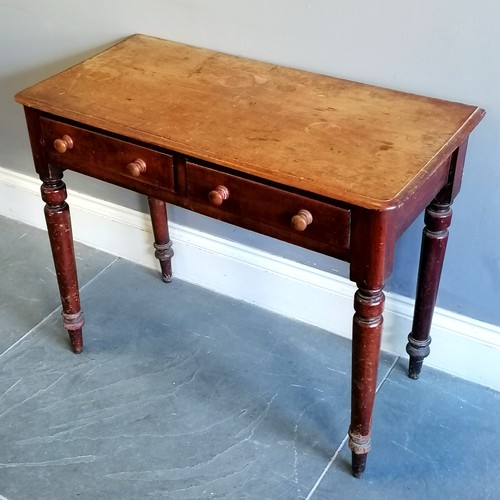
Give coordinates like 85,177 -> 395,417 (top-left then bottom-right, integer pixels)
126,158 -> 147,177
291,209 -> 313,231
209,185 -> 230,206
54,135 -> 74,153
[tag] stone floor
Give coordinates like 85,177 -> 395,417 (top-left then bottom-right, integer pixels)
0,215 -> 499,499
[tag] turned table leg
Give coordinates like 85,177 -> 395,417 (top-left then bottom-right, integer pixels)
349,285 -> 385,477
41,176 -> 85,353
147,197 -> 174,283
406,199 -> 452,379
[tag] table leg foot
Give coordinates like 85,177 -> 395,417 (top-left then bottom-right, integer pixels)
408,359 -> 423,379
406,198 -> 451,379
349,430 -> 371,478
351,452 -> 368,478
148,197 -> 174,283
155,241 -> 173,283
406,333 -> 431,379
68,329 -> 83,353
63,311 -> 85,353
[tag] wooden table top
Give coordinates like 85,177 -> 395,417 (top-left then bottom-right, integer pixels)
16,34 -> 484,209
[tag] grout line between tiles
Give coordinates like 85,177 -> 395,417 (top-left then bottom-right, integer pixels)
0,257 -> 120,360
0,308 -> 63,361
78,256 -> 120,292
377,356 -> 400,393
304,355 -> 400,499
304,434 -> 349,500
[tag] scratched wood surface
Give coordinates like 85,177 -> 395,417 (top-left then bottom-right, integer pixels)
16,34 -> 484,209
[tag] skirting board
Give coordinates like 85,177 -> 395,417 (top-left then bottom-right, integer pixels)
1,165 -> 499,391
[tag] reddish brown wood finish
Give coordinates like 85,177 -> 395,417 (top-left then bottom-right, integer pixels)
406,199 -> 452,378
147,197 -> 174,283
40,117 -> 175,194
22,107 -> 85,353
54,134 -> 73,153
291,209 -> 313,231
126,158 -> 147,177
15,36 -> 485,479
41,175 -> 84,353
15,35 -> 484,210
405,141 -> 468,379
208,185 -> 230,206
349,286 -> 385,477
185,160 -> 351,259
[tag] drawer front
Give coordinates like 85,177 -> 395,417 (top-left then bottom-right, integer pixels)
186,161 -> 351,255
40,118 -> 174,192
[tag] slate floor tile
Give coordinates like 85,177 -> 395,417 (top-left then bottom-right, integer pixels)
0,257 -> 395,499
312,360 -> 500,499
0,216 -> 116,353
2,215 -> 498,499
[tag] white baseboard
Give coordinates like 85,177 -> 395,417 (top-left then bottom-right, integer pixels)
1,166 -> 499,391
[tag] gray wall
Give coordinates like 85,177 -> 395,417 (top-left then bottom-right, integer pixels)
1,1 -> 498,325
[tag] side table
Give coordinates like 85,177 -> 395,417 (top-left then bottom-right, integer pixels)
15,34 -> 484,476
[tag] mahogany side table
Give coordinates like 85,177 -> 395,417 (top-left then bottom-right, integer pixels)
15,35 -> 484,477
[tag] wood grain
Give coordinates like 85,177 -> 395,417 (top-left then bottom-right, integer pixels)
15,34 -> 484,209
